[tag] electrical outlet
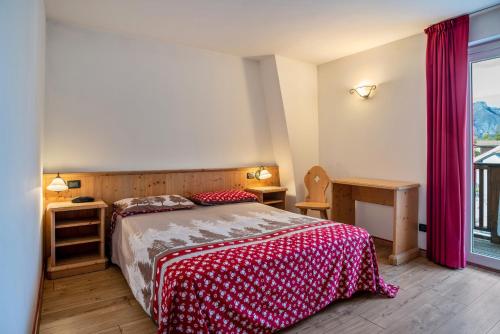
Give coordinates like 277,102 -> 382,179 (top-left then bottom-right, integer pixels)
418,223 -> 427,232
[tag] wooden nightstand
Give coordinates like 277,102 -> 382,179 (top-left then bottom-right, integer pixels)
245,186 -> 287,210
46,200 -> 108,279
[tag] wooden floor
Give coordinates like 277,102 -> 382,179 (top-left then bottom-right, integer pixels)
40,243 -> 500,334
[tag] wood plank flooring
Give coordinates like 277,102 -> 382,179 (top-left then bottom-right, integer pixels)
40,243 -> 500,334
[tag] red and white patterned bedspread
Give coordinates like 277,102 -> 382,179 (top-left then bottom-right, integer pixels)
153,221 -> 398,333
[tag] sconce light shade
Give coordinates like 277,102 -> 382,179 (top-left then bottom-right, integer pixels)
47,173 -> 68,192
255,167 -> 272,180
349,84 -> 377,99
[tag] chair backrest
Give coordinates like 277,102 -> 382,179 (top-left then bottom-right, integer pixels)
304,165 -> 330,203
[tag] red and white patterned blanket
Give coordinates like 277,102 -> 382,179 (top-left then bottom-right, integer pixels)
152,221 -> 398,333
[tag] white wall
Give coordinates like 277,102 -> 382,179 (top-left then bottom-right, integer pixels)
258,56 -> 297,208
275,56 -> 319,205
258,55 -> 319,210
0,0 -> 45,332
45,21 -> 274,172
318,34 -> 427,247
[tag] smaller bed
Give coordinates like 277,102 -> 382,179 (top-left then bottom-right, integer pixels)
112,201 -> 397,334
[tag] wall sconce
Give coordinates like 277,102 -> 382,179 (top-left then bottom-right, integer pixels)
46,172 -> 69,192
349,84 -> 377,99
247,166 -> 272,180
255,167 -> 272,180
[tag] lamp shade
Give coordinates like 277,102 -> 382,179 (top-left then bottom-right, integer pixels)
47,173 -> 68,192
256,168 -> 272,180
349,84 -> 376,99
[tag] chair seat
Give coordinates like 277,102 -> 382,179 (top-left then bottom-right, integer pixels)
295,201 -> 330,210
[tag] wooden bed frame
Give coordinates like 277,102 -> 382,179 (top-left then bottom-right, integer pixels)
42,166 -> 280,257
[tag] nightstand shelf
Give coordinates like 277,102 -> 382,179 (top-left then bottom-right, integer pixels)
263,199 -> 284,205
55,253 -> 104,268
47,200 -> 108,279
245,186 -> 287,210
55,236 -> 101,247
55,218 -> 101,229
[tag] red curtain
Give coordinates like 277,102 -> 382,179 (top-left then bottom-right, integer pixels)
425,15 -> 469,269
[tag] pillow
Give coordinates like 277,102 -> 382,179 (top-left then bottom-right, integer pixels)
113,194 -> 194,218
190,190 -> 258,206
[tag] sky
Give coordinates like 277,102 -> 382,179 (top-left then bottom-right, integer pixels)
473,57 -> 500,107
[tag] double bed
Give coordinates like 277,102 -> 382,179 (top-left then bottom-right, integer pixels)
111,200 -> 397,333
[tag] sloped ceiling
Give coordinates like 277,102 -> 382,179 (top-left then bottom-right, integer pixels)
45,0 -> 499,64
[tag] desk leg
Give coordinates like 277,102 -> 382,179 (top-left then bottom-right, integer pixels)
331,184 -> 355,225
389,188 -> 419,265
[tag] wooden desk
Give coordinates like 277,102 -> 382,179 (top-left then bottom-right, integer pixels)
331,177 -> 420,265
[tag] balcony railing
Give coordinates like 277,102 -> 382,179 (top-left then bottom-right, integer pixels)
475,164 -> 488,232
474,162 -> 500,243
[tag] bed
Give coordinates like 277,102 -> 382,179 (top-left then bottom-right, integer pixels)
111,201 -> 397,334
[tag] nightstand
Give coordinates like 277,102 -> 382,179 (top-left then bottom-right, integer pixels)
46,200 -> 108,279
245,186 -> 287,210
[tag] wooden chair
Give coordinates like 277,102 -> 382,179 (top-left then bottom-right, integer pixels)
295,166 -> 331,219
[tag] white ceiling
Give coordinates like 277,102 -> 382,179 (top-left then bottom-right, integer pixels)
45,0 -> 499,64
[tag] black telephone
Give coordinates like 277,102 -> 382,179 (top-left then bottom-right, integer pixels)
72,196 -> 95,203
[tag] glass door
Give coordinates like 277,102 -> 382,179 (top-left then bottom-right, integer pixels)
468,41 -> 500,270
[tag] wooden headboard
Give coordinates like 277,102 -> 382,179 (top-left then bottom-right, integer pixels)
42,166 -> 280,256
43,166 -> 280,204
